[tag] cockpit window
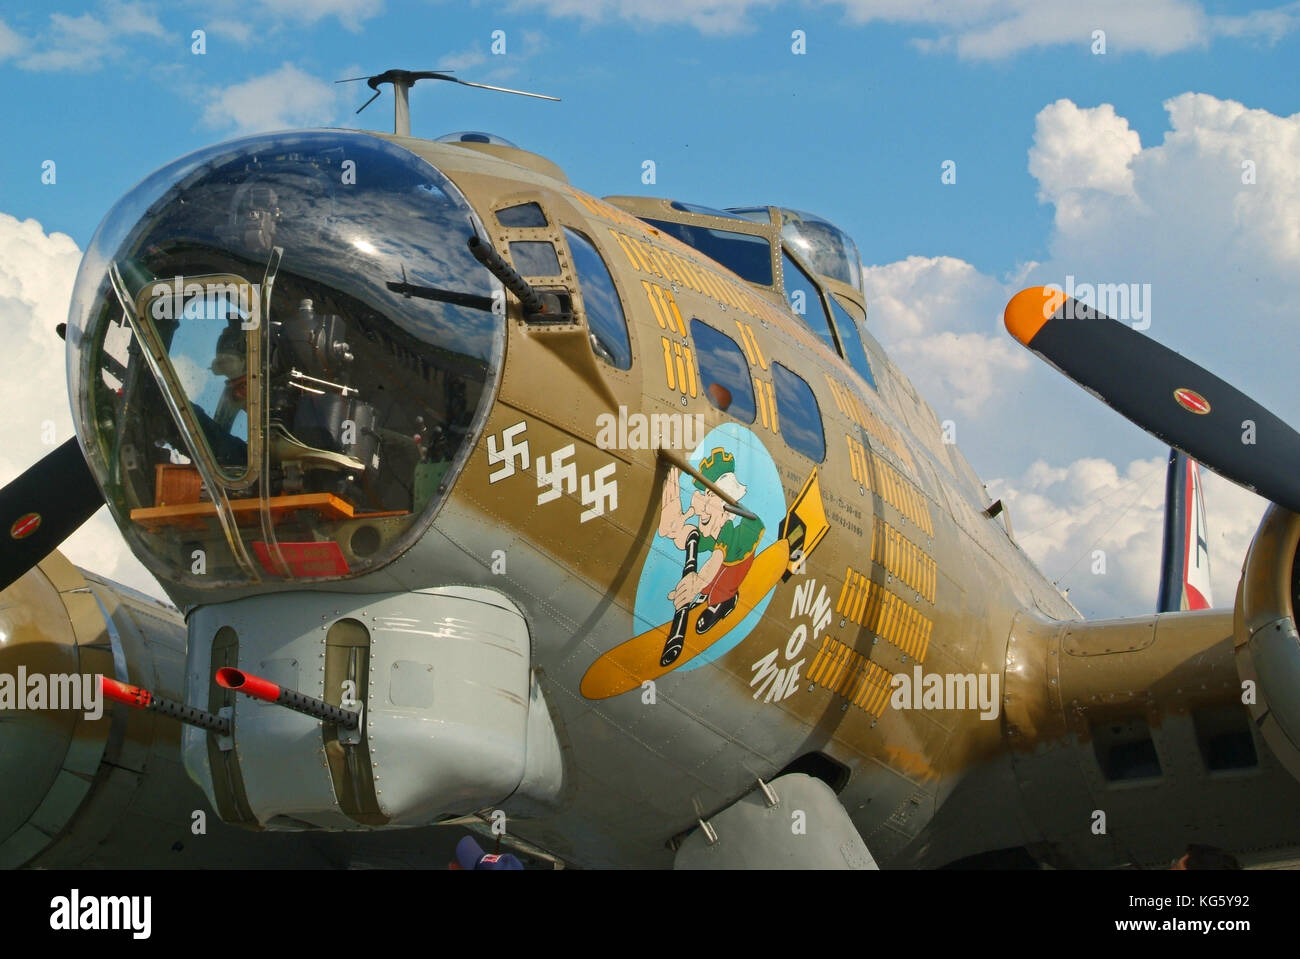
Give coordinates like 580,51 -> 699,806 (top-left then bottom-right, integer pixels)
639,218 -> 773,286
828,296 -> 877,390
777,209 -> 862,292
780,250 -> 838,354
67,131 -> 501,589
669,201 -> 749,220
723,206 -> 772,225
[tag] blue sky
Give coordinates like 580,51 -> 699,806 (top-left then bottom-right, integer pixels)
1,0 -> 1296,267
3,0 -> 1300,615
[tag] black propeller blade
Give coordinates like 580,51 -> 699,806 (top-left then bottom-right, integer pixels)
0,438 -> 104,591
1004,286 -> 1300,514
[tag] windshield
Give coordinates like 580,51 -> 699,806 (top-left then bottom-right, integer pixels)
67,131 -> 501,589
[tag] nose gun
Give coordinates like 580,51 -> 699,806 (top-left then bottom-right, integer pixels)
215,667 -> 361,730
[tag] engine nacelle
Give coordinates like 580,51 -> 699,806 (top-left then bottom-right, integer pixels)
0,553 -> 248,866
1234,503 -> 1300,781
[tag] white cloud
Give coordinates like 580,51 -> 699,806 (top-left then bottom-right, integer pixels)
858,255 -> 1034,417
510,0 -> 780,33
0,212 -> 164,600
438,46 -> 487,72
17,1 -> 166,72
0,18 -> 23,60
249,0 -> 383,31
512,0 -> 1298,55
204,19 -> 255,45
990,456 -> 1265,618
1211,2 -> 1300,42
891,330 -> 1031,415
1030,94 -> 1300,273
1022,93 -> 1300,429
1027,99 -> 1144,236
891,0 -> 1208,60
202,63 -> 345,135
861,254 -> 1008,341
1029,99 -> 1142,200
858,93 -> 1299,622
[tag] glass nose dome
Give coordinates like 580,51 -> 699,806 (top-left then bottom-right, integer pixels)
66,130 -> 502,590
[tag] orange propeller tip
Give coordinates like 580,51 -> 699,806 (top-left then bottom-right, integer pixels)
1004,286 -> 1063,345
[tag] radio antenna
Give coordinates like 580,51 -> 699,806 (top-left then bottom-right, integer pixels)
336,69 -> 560,136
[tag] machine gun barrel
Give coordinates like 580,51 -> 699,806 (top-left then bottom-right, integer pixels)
215,667 -> 360,729
101,676 -> 231,735
467,235 -> 551,317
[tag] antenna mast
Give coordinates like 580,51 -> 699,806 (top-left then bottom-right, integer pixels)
337,69 -> 560,136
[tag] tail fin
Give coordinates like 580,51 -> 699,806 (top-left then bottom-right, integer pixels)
1157,449 -> 1213,611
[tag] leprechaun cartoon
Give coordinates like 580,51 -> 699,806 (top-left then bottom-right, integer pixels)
657,448 -> 765,666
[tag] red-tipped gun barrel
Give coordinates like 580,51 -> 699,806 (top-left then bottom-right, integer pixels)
100,676 -> 232,735
215,667 -> 360,729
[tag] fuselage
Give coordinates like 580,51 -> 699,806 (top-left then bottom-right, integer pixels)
77,127 -> 1294,869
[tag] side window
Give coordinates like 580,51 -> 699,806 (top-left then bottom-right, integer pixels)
564,227 -> 632,370
772,363 -> 825,461
828,296 -> 877,390
781,250 -> 837,354
496,202 -> 548,227
691,319 -> 756,423
509,241 -> 561,276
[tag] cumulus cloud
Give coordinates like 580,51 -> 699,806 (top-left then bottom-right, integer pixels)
891,331 -> 1031,415
857,92 -> 1300,505
1027,99 -> 1146,238
0,213 -> 164,599
861,255 -> 1009,341
1023,93 -> 1300,429
1029,94 -> 1300,274
990,455 -> 1266,618
16,1 -> 166,72
202,63 -> 345,135
1029,99 -> 1141,202
854,92 -> 1299,621
858,254 -> 1035,421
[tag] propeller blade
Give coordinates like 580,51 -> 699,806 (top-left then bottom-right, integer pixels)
447,76 -> 560,101
0,438 -> 104,591
1004,286 -> 1300,513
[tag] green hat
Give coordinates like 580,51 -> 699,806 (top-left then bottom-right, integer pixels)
693,447 -> 736,490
